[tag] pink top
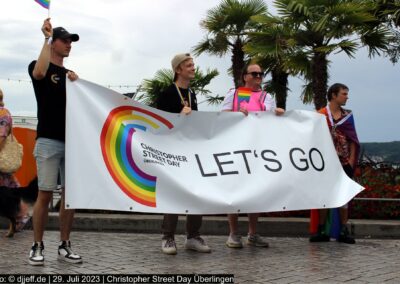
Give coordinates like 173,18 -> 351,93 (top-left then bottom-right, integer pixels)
221,88 -> 276,112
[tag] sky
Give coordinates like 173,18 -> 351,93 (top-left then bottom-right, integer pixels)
0,0 -> 399,143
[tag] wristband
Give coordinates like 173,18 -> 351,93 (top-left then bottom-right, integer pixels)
46,36 -> 53,45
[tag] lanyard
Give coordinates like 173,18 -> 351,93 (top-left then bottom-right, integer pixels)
174,83 -> 191,108
327,104 -> 352,130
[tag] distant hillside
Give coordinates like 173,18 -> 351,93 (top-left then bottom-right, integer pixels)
361,141 -> 400,162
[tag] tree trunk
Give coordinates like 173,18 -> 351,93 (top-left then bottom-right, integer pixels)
271,68 -> 289,110
232,38 -> 245,88
311,51 -> 328,110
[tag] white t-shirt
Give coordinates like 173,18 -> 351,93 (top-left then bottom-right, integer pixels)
221,88 -> 276,111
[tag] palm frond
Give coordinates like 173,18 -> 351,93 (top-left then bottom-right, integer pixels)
301,80 -> 314,105
136,68 -> 219,107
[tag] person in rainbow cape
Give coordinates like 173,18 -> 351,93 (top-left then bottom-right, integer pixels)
221,63 -> 285,248
309,83 -> 360,244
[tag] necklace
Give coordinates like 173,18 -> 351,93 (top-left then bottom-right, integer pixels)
174,83 -> 191,108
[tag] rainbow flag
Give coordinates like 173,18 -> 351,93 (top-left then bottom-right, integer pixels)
237,87 -> 252,104
310,208 -> 341,239
35,0 -> 50,9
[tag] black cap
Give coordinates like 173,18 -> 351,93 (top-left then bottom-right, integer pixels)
52,27 -> 79,42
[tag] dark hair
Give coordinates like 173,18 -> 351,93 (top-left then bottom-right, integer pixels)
327,83 -> 349,101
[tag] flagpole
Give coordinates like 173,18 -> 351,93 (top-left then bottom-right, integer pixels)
48,0 -> 51,18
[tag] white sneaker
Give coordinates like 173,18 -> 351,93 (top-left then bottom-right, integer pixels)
161,237 -> 177,255
246,234 -> 269,247
29,242 -> 44,266
184,236 -> 211,253
58,241 -> 82,263
226,234 -> 243,248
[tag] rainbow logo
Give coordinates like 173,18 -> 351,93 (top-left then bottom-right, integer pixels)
100,106 -> 174,207
237,87 -> 252,104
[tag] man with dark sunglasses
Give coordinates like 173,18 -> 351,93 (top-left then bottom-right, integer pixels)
221,63 -> 285,249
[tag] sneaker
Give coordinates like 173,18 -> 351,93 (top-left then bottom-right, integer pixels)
309,225 -> 330,242
184,236 -> 211,253
58,241 -> 82,263
246,234 -> 269,247
161,237 -> 177,255
337,226 -> 356,244
29,242 -> 44,266
226,234 -> 243,248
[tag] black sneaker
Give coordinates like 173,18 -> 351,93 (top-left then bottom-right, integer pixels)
309,224 -> 330,242
29,242 -> 44,266
338,226 -> 356,244
309,233 -> 330,242
58,241 -> 83,263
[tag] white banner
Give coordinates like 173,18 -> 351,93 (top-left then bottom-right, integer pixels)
66,79 -> 363,214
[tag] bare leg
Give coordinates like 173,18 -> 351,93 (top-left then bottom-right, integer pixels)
17,201 -> 29,220
33,190 -> 52,242
228,214 -> 238,235
59,188 -> 75,241
339,207 -> 348,225
248,213 -> 259,235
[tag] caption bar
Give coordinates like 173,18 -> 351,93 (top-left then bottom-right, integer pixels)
0,274 -> 234,284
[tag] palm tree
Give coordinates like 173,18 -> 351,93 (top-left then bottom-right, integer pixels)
245,13 -> 311,109
275,0 -> 392,110
369,0 -> 400,63
135,68 -> 222,107
373,0 -> 400,27
192,0 -> 268,88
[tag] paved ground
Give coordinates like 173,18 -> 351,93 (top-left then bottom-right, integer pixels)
0,230 -> 399,283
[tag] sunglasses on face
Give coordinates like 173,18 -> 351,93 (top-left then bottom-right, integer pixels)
246,72 -> 264,78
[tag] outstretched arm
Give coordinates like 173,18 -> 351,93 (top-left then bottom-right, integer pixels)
32,18 -> 52,80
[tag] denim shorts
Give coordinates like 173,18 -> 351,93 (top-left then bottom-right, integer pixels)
34,138 -> 65,191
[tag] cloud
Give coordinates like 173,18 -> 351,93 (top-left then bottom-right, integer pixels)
1,0 -> 399,142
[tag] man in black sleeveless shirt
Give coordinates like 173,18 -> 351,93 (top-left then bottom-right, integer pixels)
27,18 -> 82,266
156,53 -> 211,255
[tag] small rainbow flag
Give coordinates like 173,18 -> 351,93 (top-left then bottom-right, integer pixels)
35,0 -> 50,9
237,87 -> 252,104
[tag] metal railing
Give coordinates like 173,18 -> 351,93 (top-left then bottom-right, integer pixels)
354,197 -> 400,202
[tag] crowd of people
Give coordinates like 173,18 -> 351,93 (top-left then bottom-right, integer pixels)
1,18 -> 360,266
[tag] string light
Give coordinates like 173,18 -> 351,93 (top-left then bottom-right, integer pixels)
0,78 -> 140,89
0,78 -> 32,83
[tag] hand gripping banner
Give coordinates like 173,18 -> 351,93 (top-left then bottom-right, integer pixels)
65,79 -> 363,214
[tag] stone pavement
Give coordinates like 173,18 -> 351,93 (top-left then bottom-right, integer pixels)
0,229 -> 399,283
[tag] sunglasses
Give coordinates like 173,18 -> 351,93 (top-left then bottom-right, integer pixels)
246,72 -> 265,78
